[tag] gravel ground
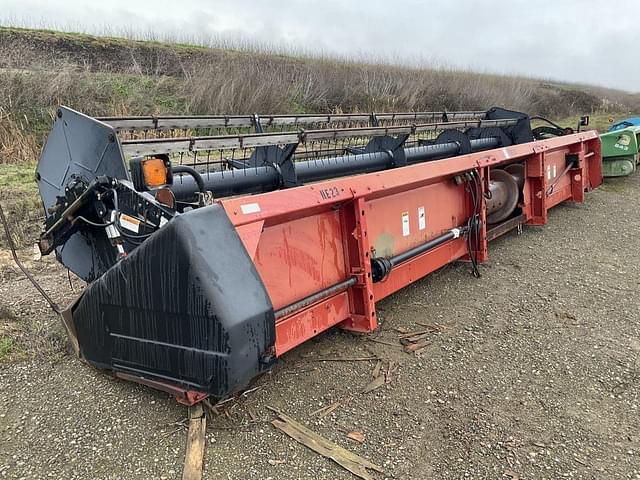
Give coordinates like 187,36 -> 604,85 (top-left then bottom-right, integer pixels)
1,173 -> 640,479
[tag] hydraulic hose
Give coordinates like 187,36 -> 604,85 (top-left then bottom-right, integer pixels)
172,165 -> 205,193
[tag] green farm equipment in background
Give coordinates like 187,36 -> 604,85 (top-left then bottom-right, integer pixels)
601,126 -> 640,177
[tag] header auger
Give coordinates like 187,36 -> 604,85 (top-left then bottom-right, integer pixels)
35,106 -> 601,404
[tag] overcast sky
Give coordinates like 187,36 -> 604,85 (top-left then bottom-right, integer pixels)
2,0 -> 639,92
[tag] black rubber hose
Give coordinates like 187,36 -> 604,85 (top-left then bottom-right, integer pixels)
172,165 -> 205,193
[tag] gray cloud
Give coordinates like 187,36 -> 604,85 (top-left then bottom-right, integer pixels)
2,0 -> 638,92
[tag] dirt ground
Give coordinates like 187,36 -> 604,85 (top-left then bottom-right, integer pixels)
1,172 -> 640,480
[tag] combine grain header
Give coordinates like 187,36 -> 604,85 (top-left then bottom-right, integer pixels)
35,106 -> 602,404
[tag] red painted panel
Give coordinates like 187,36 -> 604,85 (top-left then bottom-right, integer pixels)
235,220 -> 264,260
365,181 -> 467,258
275,292 -> 350,355
253,210 -> 347,310
546,184 -> 573,209
543,149 -> 570,191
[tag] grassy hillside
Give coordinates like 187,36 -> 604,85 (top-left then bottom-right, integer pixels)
0,26 -> 638,248
2,26 -> 640,164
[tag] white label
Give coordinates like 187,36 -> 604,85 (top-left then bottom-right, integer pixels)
552,164 -> 557,178
546,165 -> 551,180
418,206 -> 426,230
119,213 -> 140,233
402,212 -> 410,237
240,203 -> 261,214
159,216 -> 168,228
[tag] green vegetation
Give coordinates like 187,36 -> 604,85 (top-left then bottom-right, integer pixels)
0,306 -> 22,363
0,162 -> 37,190
0,337 -> 17,362
552,113 -> 618,133
0,163 -> 39,210
0,303 -> 63,363
0,163 -> 41,248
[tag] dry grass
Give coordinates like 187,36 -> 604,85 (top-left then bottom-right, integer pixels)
0,300 -> 66,363
0,25 -> 639,170
181,58 -> 638,118
0,162 -> 41,248
0,64 -> 186,163
0,109 -> 41,164
1,26 -> 639,120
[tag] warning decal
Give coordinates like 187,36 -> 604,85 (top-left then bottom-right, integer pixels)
418,206 -> 426,231
402,212 -> 410,237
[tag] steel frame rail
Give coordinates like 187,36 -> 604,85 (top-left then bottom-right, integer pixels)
119,118 -> 519,157
99,110 -> 487,132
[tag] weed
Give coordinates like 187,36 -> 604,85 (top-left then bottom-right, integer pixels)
0,336 -> 15,362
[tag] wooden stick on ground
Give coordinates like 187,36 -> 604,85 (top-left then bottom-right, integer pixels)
182,404 -> 207,480
398,329 -> 435,339
403,339 -> 430,353
308,356 -> 380,362
269,407 -> 383,480
415,322 -> 447,331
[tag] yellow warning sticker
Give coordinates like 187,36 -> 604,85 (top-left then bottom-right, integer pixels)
119,213 -> 141,233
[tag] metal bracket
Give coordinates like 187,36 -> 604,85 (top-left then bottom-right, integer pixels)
466,126 -> 512,147
420,129 -> 473,155
484,106 -> 534,144
364,134 -> 409,168
252,113 -> 264,133
566,153 -> 580,167
346,146 -> 367,155
546,153 -> 581,196
248,143 -> 299,188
